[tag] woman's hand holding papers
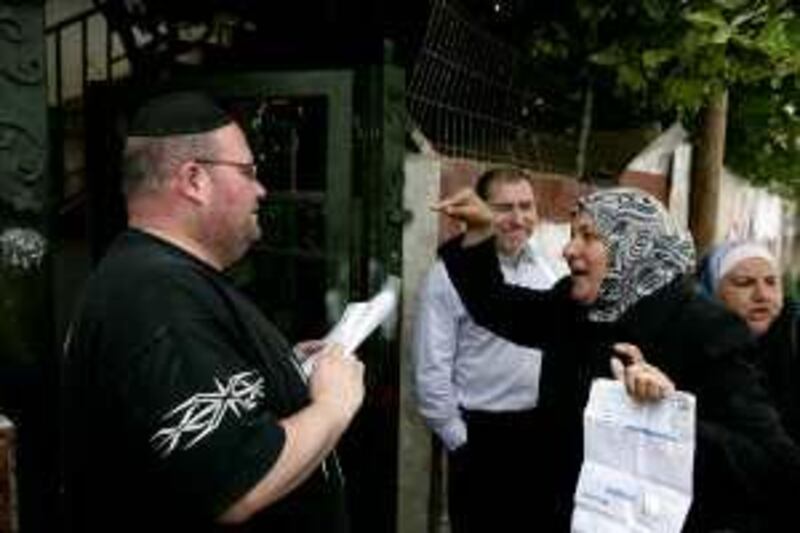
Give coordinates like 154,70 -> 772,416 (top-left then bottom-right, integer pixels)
611,342 -> 675,402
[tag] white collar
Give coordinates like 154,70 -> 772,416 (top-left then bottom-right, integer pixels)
497,241 -> 536,267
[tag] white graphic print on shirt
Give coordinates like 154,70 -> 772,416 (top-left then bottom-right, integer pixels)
151,371 -> 265,457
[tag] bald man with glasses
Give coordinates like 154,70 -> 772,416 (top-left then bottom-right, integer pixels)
63,92 -> 364,533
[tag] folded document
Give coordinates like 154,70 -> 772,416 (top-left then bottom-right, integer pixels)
301,276 -> 400,375
572,379 -> 695,533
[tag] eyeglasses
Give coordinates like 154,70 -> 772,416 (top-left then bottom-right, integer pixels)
195,158 -> 258,181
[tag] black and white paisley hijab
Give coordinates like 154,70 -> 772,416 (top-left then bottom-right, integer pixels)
578,187 -> 695,323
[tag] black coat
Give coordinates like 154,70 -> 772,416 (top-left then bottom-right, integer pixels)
440,237 -> 800,532
756,300 -> 800,443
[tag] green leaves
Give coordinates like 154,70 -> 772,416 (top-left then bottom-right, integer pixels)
787,17 -> 800,47
511,0 -> 800,195
589,45 -> 625,67
585,1 -> 797,118
727,76 -> 800,199
684,10 -> 729,31
643,0 -> 670,23
663,77 -> 712,113
642,49 -> 674,70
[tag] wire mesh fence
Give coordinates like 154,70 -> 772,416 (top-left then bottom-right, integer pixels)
406,0 -> 580,174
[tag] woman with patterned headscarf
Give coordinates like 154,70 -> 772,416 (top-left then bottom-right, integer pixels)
433,187 -> 800,533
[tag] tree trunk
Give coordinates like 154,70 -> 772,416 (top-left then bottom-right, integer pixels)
576,79 -> 594,180
689,91 -> 728,256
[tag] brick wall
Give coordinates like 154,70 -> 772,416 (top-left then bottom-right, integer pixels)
618,170 -> 669,205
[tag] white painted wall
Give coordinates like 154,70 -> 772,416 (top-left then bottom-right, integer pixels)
625,124 -> 796,271
716,169 -> 796,266
669,143 -> 693,230
397,154 -> 441,533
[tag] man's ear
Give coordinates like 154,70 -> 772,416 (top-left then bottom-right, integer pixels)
174,160 -> 210,205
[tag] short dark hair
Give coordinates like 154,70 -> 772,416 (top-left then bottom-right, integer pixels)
474,167 -> 534,201
121,133 -> 219,197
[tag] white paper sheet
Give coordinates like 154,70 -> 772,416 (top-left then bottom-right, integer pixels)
571,379 -> 695,533
301,276 -> 400,375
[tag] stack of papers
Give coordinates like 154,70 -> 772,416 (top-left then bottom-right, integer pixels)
572,379 -> 695,533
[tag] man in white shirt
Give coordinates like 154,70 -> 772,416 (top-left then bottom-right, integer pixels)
413,168 -> 564,532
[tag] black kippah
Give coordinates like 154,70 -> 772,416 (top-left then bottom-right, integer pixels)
128,91 -> 232,137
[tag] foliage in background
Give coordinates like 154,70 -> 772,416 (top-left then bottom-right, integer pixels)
584,0 -> 800,113
517,0 -> 800,196
727,76 -> 800,199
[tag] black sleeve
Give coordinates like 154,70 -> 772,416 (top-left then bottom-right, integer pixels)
438,235 -> 572,350
120,318 -> 288,519
693,336 -> 800,527
101,267 -> 296,521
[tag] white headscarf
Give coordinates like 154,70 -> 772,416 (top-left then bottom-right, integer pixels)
578,188 -> 696,323
700,240 -> 777,295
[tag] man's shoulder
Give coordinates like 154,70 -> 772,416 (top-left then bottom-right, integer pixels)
80,233 -> 227,329
101,230 -> 201,271
99,232 -> 215,289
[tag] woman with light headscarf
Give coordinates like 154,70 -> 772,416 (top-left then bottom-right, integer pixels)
699,241 -> 800,510
433,187 -> 800,532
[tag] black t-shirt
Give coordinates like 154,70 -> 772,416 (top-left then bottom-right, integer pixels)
63,229 -> 348,533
